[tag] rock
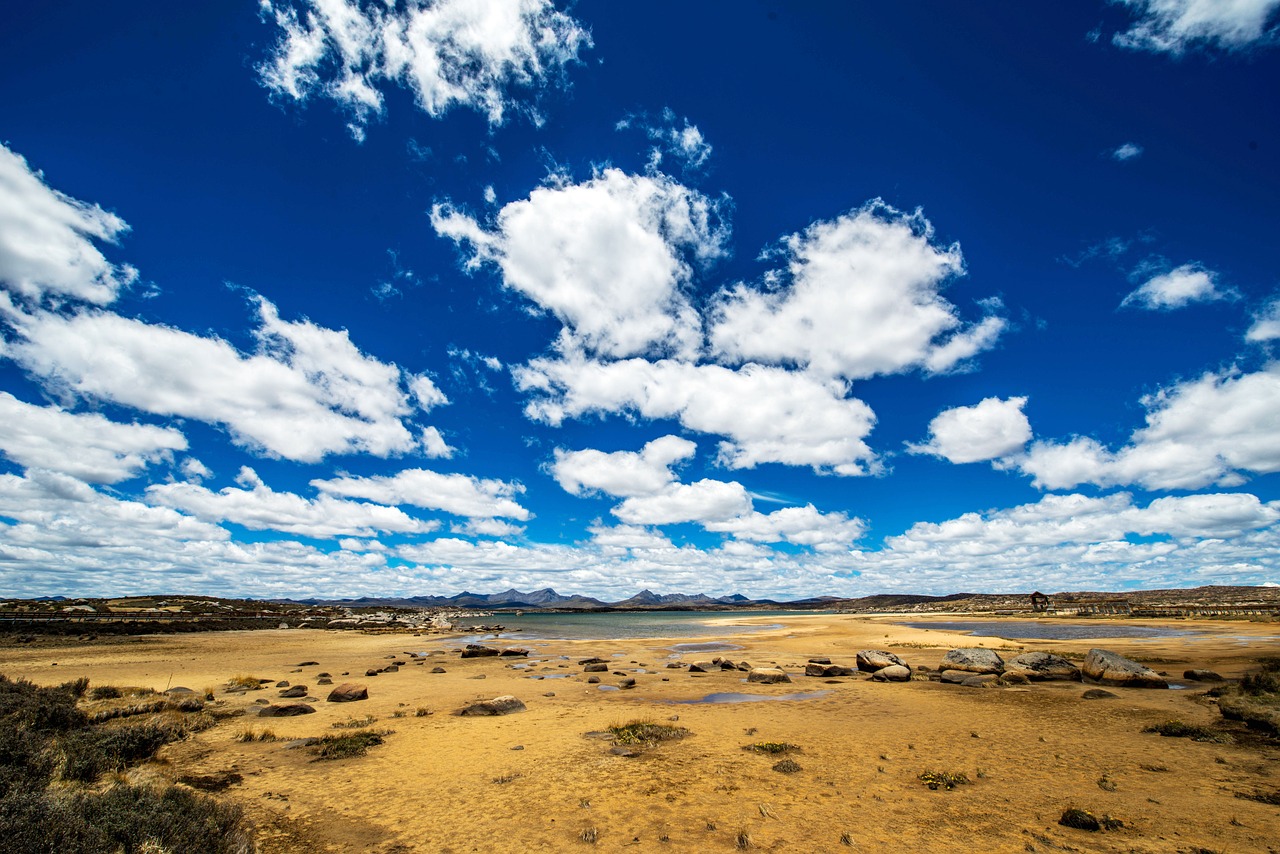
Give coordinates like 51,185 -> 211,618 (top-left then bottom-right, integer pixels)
164,687 -> 195,696
1082,649 -> 1168,688
326,683 -> 369,703
808,657 -> 832,665
583,662 -> 609,673
258,703 -> 315,717
736,662 -> 752,672
316,677 -> 333,685
500,647 -> 530,657
806,662 -> 857,677
1005,652 -> 1080,681
1184,669 -> 1224,682
365,669 -> 380,677
939,670 -> 971,684
871,664 -> 911,682
275,681 -> 290,688
712,657 -> 739,671
383,665 -> 399,672
278,685 -> 307,698
457,695 -> 526,716
688,661 -> 718,673
460,644 -> 501,658
856,650 -> 908,672
587,676 -> 600,684
618,678 -> 636,689
317,672 -> 331,678
998,671 -> 1030,685
1082,688 -> 1118,699
431,666 -> 446,674
578,657 -> 608,665
297,661 -> 319,667
746,668 -> 791,684
959,674 -> 1001,688
939,648 -> 1005,675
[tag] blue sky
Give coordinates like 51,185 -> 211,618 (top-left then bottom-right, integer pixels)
1,1 -> 1278,599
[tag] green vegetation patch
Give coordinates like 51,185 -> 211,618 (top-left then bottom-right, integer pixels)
918,770 -> 970,790
608,720 -> 689,747
742,741 -> 800,755
309,729 -> 389,760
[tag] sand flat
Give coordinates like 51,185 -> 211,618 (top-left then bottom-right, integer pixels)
3,615 -> 1278,853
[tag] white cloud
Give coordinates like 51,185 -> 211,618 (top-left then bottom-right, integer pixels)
450,517 -> 526,538
1246,296 -> 1280,342
1112,142 -> 1144,160
515,355 -> 880,475
147,468 -> 438,539
550,435 -> 696,497
311,467 -> 530,519
432,168 -> 727,359
179,457 -> 212,482
4,298 -> 436,462
1121,262 -> 1232,310
708,200 -> 1005,380
611,478 -> 752,526
1016,363 -> 1280,490
704,504 -> 866,551
0,392 -> 186,484
619,109 -> 714,171
1111,0 -> 1280,54
588,523 -> 674,551
258,0 -> 591,137
419,426 -> 455,458
0,144 -> 137,306
909,396 -> 1032,464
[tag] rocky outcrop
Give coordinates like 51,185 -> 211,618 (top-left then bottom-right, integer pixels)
258,703 -> 315,717
746,668 -> 791,684
457,695 -> 527,716
857,650 -> 908,672
1004,652 -> 1080,681
1082,649 -> 1168,688
1183,669 -> 1223,682
939,648 -> 1004,674
688,661 -> 717,673
871,664 -> 911,682
460,644 -> 501,658
326,683 -> 369,703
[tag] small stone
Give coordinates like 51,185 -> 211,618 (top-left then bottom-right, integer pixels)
1082,688 -> 1119,700
431,666 -> 446,673
746,667 -> 791,684
457,695 -> 526,716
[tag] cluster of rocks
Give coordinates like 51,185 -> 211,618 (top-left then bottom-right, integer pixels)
460,644 -> 529,659
927,647 -> 1168,690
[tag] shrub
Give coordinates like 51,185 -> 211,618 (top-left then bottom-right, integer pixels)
62,723 -> 174,782
309,729 -> 388,760
742,741 -> 799,755
90,686 -> 123,700
0,674 -> 86,732
772,759 -> 802,773
0,721 -> 55,797
608,720 -> 688,747
72,784 -> 253,854
918,770 -> 969,790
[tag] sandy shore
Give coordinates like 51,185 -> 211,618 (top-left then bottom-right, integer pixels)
3,614 -> 1278,853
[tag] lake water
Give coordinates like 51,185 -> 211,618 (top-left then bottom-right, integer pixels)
457,610 -> 809,641
895,620 -> 1202,641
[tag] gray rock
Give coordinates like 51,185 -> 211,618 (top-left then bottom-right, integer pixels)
808,657 -> 832,665
587,676 -> 600,684
325,683 -> 369,703
500,647 -> 530,657
316,677 -> 333,685
618,677 -> 636,689
584,662 -> 609,673
578,657 -> 608,665
258,703 -> 315,717
278,685 -> 307,698
939,669 -> 972,684
871,664 -> 911,682
959,674 -> 1001,688
856,650 -> 908,672
998,671 -> 1030,685
939,648 -> 1005,674
430,666 -> 446,674
746,667 -> 791,684
1183,669 -> 1224,682
688,660 -> 718,673
1082,649 -> 1168,688
805,663 -> 858,677
1005,652 -> 1081,681
275,681 -> 290,688
457,695 -> 526,716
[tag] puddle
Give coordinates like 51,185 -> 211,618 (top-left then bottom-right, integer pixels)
668,642 -> 744,653
528,674 -> 571,680
668,690 -> 830,705
597,685 -> 620,692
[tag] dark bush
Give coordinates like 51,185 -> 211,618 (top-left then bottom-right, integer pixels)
73,784 -> 252,854
62,724 -> 174,782
0,721 -> 55,797
0,791 -> 112,853
89,685 -> 123,700
0,674 -> 87,732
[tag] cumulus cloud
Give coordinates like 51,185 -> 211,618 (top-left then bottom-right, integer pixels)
0,393 -> 186,484
1111,0 -> 1280,54
1121,262 -> 1233,310
909,396 -> 1032,464
1246,296 -> 1280,342
147,468 -> 438,539
708,201 -> 1005,380
588,523 -> 675,551
258,0 -> 591,138
612,479 -> 752,526
1111,142 -> 1144,161
3,297 -> 441,462
1015,363 -> 1280,490
432,169 -> 727,359
550,435 -> 696,497
311,467 -> 530,519
516,355 -> 880,475
704,504 -> 866,551
0,144 -> 137,306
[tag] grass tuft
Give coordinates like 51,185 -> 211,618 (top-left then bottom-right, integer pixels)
1142,720 -> 1233,743
742,741 -> 799,755
918,770 -> 970,790
608,719 -> 689,747
309,729 -> 389,761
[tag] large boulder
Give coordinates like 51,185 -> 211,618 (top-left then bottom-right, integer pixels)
258,703 -> 315,717
857,650 -> 908,672
746,668 -> 791,684
457,695 -> 527,716
326,683 -> 369,703
805,662 -> 858,677
1082,649 -> 1167,688
1005,652 -> 1081,681
871,664 -> 911,682
460,644 -> 501,658
939,648 -> 1004,675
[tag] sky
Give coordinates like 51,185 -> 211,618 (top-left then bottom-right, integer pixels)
1,1 -> 1278,601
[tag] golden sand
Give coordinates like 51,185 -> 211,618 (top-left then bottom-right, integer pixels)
4,614 -> 1278,853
